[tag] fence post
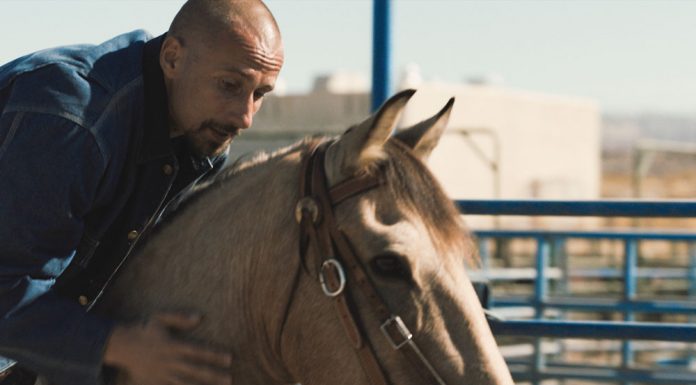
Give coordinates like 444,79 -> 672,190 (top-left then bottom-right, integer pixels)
371,0 -> 391,111
622,238 -> 638,385
552,238 -> 569,385
689,241 -> 696,369
478,237 -> 490,271
533,237 -> 550,385
551,238 -> 569,295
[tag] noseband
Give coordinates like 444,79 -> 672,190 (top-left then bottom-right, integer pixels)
295,141 -> 448,385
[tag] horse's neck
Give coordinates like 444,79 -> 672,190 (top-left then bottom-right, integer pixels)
227,156 -> 307,383
102,149 -> 306,385
210,154 -> 303,379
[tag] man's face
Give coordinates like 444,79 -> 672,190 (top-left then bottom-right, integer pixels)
161,27 -> 283,157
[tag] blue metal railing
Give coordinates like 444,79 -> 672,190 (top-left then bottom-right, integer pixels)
457,199 -> 696,217
371,0 -> 391,111
457,199 -> 696,384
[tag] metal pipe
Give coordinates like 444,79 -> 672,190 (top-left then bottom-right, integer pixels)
474,229 -> 696,242
508,362 -> 696,385
489,319 -> 696,342
534,238 -> 550,316
371,0 -> 391,111
493,297 -> 696,315
533,238 -> 550,382
689,242 -> 696,369
622,239 -> 638,375
456,199 -> 696,217
477,238 -> 490,271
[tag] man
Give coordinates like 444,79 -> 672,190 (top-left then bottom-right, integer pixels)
0,0 -> 284,384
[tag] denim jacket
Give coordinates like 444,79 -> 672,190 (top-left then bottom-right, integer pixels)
0,30 -> 226,384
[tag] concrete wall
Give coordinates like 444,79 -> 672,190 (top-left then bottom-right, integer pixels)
249,92 -> 370,135
399,83 -> 601,202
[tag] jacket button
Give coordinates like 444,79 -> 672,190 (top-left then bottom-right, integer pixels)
127,230 -> 139,241
162,164 -> 174,176
78,295 -> 89,306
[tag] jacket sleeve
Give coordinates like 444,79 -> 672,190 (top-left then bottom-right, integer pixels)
0,111 -> 115,385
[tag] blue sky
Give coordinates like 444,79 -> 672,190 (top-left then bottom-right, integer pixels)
2,0 -> 695,115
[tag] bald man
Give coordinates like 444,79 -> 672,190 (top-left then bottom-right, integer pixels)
0,1 -> 283,384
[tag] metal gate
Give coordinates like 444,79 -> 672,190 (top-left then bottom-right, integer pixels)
458,200 -> 696,384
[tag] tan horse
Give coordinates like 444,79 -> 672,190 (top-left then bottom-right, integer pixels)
96,90 -> 514,385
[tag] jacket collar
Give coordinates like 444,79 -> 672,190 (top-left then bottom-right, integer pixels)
140,33 -> 173,164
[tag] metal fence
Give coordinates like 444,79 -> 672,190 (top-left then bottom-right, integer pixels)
457,199 -> 696,385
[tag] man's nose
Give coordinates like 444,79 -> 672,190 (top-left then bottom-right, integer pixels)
229,94 -> 255,129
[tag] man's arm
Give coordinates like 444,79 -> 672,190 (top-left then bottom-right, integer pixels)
0,111 -> 115,384
0,111 -> 232,385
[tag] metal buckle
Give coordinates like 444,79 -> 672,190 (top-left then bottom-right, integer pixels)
319,259 -> 346,297
295,196 -> 320,224
380,315 -> 413,350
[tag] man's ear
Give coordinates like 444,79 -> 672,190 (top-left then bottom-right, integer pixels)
160,36 -> 184,79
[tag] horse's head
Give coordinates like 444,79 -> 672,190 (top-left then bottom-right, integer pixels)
284,90 -> 513,385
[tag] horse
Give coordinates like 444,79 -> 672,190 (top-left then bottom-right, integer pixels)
95,89 -> 515,385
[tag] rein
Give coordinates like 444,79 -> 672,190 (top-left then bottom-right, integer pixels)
295,141 -> 448,385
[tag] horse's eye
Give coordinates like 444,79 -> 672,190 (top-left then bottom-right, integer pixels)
370,253 -> 411,280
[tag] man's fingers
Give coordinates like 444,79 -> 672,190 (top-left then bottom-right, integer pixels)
176,343 -> 233,368
172,360 -> 232,385
151,311 -> 202,331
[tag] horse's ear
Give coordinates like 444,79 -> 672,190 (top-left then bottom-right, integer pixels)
325,89 -> 416,185
393,97 -> 455,160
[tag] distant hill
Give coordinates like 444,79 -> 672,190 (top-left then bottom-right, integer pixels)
602,113 -> 696,151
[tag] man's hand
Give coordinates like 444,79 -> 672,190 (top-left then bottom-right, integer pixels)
103,312 -> 233,385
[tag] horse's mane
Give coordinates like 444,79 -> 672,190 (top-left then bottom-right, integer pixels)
380,139 -> 474,264
152,135 -> 474,265
149,138 -> 311,233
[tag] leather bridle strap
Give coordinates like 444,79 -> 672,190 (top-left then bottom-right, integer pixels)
297,142 -> 389,385
296,141 -> 448,385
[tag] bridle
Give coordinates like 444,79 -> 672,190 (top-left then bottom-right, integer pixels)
295,141 -> 448,385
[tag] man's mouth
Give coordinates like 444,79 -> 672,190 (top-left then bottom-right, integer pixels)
208,124 -> 239,141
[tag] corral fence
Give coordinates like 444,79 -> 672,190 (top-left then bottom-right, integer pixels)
458,200 -> 696,385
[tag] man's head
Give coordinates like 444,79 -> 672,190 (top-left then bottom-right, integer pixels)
161,0 -> 284,157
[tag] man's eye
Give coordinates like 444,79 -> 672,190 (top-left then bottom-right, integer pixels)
253,91 -> 267,101
219,79 -> 240,93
